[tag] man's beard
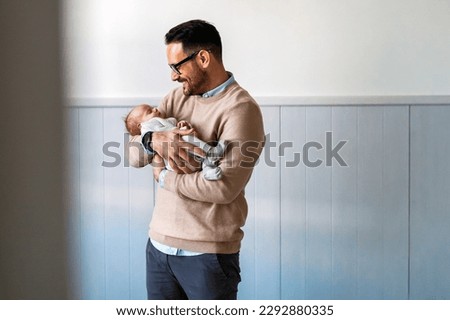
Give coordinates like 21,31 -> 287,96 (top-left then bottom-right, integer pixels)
182,68 -> 208,96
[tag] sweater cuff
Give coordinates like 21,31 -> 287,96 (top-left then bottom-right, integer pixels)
158,169 -> 168,189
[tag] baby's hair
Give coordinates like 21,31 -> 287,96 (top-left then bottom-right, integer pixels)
124,110 -> 140,136
124,104 -> 152,136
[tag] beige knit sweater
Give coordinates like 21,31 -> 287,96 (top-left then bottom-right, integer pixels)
128,82 -> 265,253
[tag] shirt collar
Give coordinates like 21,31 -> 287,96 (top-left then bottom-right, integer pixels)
202,72 -> 235,98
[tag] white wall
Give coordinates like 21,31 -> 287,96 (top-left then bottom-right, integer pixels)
61,0 -> 450,300
62,0 -> 450,100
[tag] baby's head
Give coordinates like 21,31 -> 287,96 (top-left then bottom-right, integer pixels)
125,104 -> 162,135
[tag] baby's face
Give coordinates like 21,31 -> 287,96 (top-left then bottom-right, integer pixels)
127,105 -> 164,135
135,105 -> 162,123
141,108 -> 161,122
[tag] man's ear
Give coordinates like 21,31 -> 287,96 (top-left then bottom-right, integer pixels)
198,49 -> 211,68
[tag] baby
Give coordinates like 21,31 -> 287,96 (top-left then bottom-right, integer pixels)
125,104 -> 225,181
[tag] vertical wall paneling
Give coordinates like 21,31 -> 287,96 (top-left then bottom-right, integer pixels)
356,107 -> 384,298
410,106 -> 450,299
253,106 -> 281,299
380,107 -> 409,299
280,107 -> 307,299
78,108 -> 106,299
304,107 -> 333,299
67,104 -> 447,300
355,107 -> 409,299
239,106 -> 281,299
103,108 -> 131,299
278,106 -> 409,299
331,107 -> 358,299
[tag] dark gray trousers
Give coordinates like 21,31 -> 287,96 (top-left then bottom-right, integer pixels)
146,239 -> 241,300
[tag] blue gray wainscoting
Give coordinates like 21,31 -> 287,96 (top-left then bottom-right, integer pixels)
65,104 -> 450,300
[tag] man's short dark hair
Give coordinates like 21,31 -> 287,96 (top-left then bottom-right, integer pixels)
165,19 -> 222,60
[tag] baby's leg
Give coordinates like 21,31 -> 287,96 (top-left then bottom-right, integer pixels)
205,140 -> 226,165
180,134 -> 225,180
181,134 -> 212,159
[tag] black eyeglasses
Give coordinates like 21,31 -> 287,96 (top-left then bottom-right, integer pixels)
168,50 -> 200,75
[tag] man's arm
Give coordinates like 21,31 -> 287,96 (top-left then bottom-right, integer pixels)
159,102 -> 265,204
150,129 -> 205,173
133,91 -> 205,173
127,101 -> 205,170
127,134 -> 153,168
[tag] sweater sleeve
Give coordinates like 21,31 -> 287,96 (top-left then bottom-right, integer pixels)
163,101 -> 265,204
126,134 -> 153,168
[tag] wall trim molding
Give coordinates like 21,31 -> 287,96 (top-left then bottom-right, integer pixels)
66,95 -> 450,108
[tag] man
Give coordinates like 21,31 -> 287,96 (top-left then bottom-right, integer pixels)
128,19 -> 265,299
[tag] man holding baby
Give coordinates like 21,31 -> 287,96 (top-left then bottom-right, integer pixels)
128,19 -> 265,300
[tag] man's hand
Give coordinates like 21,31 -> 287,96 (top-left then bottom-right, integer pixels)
177,120 -> 192,130
151,128 -> 205,174
152,154 -> 166,182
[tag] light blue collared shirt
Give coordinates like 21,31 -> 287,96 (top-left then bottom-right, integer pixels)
153,72 -> 236,256
151,239 -> 204,256
201,72 -> 235,98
